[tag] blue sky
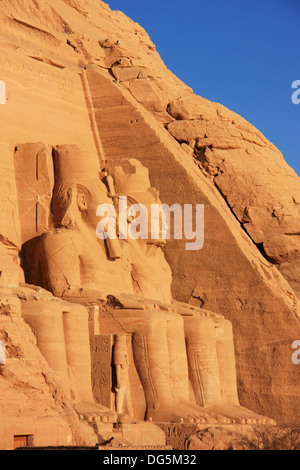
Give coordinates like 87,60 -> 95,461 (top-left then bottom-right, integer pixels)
106,0 -> 300,175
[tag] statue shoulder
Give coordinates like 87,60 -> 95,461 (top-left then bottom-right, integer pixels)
41,228 -> 82,253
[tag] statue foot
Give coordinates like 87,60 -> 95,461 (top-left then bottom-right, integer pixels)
74,401 -> 130,424
182,402 -> 231,424
208,404 -> 276,425
146,402 -> 217,424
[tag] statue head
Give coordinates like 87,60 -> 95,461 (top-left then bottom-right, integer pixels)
108,159 -> 168,246
52,145 -> 112,229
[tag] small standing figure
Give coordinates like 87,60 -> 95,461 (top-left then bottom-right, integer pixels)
113,334 -> 134,417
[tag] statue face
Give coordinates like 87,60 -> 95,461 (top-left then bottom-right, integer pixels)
110,161 -> 168,245
146,188 -> 168,246
77,179 -> 112,228
127,188 -> 168,246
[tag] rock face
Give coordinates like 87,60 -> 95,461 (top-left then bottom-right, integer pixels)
0,0 -> 299,450
0,289 -> 98,449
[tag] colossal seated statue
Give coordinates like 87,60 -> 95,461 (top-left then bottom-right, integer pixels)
25,145 -> 274,425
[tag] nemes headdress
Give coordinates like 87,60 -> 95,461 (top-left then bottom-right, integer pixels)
53,144 -> 102,184
109,158 -> 152,196
52,144 -> 107,226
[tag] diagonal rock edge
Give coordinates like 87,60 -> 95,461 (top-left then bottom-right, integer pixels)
0,0 -> 299,430
85,66 -> 300,424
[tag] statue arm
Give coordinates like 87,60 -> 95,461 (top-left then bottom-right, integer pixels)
40,230 -> 82,298
40,231 -> 110,303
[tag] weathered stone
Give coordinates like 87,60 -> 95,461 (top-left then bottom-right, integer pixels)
0,0 -> 299,451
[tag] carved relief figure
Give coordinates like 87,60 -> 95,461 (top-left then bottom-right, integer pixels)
113,334 -> 134,416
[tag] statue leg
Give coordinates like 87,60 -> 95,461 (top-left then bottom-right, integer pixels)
62,302 -> 119,423
212,319 -> 276,425
129,310 -> 177,421
165,311 -> 190,403
165,311 -> 222,423
21,297 -> 119,423
109,309 -> 212,423
215,319 -> 240,405
62,302 -> 94,402
185,315 -> 275,424
184,316 -> 223,407
21,300 -> 71,397
115,365 -> 134,416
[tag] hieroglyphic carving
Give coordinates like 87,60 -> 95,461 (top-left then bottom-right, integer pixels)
14,143 -> 54,244
91,335 -> 113,409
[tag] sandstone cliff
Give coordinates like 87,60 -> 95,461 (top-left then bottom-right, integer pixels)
0,0 -> 299,448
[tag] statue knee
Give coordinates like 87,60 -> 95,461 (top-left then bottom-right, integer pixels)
62,302 -> 89,337
215,319 -> 234,342
184,316 -> 216,344
21,299 -> 64,335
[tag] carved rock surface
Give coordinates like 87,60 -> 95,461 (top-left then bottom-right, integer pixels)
0,0 -> 299,449
0,290 -> 97,449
